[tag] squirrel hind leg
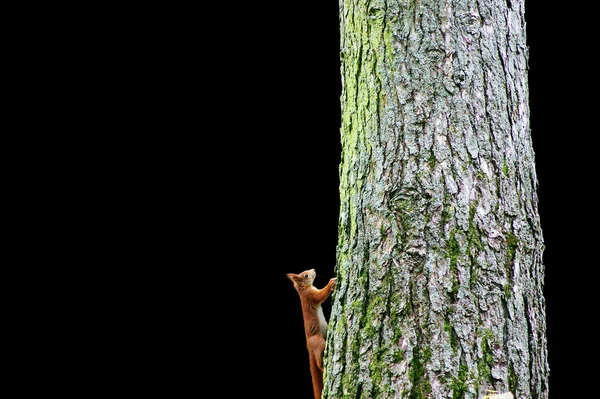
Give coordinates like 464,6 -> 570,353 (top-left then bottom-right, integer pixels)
308,335 -> 326,371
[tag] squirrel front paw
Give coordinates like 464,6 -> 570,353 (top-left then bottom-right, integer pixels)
329,278 -> 337,289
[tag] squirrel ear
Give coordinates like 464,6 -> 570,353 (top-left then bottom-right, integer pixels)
286,273 -> 298,282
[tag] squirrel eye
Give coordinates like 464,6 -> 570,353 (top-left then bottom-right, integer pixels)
304,274 -> 308,278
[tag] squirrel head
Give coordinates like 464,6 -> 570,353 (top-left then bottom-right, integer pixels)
286,268 -> 316,290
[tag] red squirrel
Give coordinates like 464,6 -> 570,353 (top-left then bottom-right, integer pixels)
287,269 -> 337,399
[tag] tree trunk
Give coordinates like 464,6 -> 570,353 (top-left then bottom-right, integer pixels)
323,0 -> 549,398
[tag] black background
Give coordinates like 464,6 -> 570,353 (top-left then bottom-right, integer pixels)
38,2 -> 575,397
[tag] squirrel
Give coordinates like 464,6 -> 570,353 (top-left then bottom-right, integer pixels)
287,269 -> 337,399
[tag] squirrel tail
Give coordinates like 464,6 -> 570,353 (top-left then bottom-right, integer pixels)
309,358 -> 323,399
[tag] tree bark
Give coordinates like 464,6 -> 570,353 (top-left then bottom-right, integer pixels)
323,0 -> 549,398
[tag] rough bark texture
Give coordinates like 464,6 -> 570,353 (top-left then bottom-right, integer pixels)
323,0 -> 549,398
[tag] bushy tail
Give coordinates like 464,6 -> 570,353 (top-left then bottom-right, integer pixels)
309,358 -> 323,399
